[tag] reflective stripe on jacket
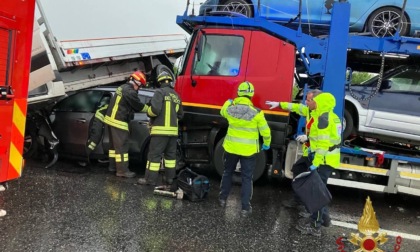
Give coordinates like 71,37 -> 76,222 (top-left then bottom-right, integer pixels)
221,97 -> 271,156
148,85 -> 183,136
104,83 -> 148,131
95,104 -> 108,122
309,93 -> 341,168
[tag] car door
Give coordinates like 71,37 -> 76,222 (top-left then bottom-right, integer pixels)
259,0 -> 323,24
51,90 -> 105,157
365,68 -> 420,136
90,92 -> 112,156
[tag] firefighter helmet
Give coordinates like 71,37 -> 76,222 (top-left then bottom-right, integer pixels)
157,71 -> 173,83
130,71 -> 147,86
237,81 -> 254,97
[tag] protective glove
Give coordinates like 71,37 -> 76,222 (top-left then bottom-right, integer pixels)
295,134 -> 308,143
265,101 -> 280,109
309,165 -> 317,171
261,144 -> 270,151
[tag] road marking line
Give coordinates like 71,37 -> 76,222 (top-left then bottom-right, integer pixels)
331,220 -> 420,241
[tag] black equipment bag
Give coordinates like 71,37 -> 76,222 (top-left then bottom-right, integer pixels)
177,168 -> 210,202
292,171 -> 332,214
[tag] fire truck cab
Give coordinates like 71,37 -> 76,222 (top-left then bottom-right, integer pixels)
0,0 -> 36,182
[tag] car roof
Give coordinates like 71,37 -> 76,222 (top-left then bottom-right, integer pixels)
89,85 -> 155,97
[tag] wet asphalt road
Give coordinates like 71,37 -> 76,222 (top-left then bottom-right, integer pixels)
1,159 -> 420,252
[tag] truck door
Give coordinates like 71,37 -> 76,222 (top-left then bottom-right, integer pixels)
176,29 -> 251,107
366,67 -> 420,136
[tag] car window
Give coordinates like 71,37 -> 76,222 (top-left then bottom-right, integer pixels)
386,69 -> 420,92
138,89 -> 154,104
97,93 -> 111,109
193,35 -> 243,76
54,90 -> 104,112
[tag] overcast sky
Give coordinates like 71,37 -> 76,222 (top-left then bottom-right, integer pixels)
37,0 -> 201,40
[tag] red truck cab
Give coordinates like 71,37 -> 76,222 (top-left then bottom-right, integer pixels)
175,26 -> 296,181
0,0 -> 36,182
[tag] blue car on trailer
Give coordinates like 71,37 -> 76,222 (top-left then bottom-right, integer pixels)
199,0 -> 420,37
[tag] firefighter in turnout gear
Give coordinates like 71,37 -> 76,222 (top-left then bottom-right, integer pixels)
218,81 -> 271,217
138,72 -> 183,186
86,104 -> 108,157
104,71 -> 149,178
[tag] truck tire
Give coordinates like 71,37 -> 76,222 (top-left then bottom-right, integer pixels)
151,64 -> 175,88
343,109 -> 354,140
213,138 -> 266,182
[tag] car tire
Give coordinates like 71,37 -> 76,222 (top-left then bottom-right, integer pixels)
23,127 -> 39,159
151,64 -> 175,88
343,109 -> 354,140
213,138 -> 266,183
219,0 -> 253,18
367,7 -> 409,37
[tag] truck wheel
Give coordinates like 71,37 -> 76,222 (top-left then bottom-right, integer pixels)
220,0 -> 253,18
343,109 -> 354,140
213,138 -> 266,182
151,64 -> 175,88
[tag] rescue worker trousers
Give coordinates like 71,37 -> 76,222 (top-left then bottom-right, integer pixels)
146,136 -> 177,183
109,126 -> 130,174
219,152 -> 256,211
311,164 -> 333,227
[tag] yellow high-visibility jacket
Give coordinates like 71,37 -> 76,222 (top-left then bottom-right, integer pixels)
280,93 -> 341,168
309,93 -> 341,168
221,97 -> 271,156
280,101 -> 313,157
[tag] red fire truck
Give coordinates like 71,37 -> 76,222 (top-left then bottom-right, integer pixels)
0,0 -> 36,182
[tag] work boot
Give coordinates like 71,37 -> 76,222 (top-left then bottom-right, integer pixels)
165,167 -> 176,185
240,206 -> 253,218
322,215 -> 332,227
116,171 -> 136,178
218,198 -> 226,208
137,170 -> 158,186
282,198 -> 299,208
108,166 -> 116,172
296,221 -> 321,237
298,206 -> 311,218
299,216 -> 331,227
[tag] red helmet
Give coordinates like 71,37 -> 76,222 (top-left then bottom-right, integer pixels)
130,71 -> 147,86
